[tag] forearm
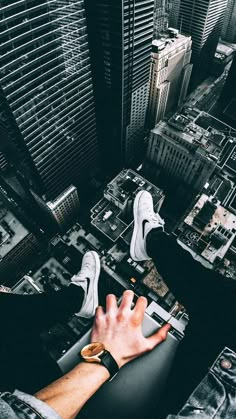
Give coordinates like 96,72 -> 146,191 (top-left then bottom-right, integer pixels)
35,291 -> 170,418
35,362 -> 110,419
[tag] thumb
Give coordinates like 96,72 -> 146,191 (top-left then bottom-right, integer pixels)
146,323 -> 172,350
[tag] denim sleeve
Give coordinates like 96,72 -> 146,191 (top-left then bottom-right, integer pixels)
0,390 -> 61,419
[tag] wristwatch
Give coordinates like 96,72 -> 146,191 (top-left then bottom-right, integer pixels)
80,342 -> 119,379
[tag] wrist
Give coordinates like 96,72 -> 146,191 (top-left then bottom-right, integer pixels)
104,350 -> 124,369
79,361 -> 110,381
99,343 -> 126,369
80,342 -> 120,378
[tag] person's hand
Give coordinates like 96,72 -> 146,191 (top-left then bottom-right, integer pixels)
91,290 -> 171,368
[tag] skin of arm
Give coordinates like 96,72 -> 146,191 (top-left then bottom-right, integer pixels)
35,290 -> 171,419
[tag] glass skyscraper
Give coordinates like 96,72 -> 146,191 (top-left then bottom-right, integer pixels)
177,0 -> 228,85
221,0 -> 236,43
0,0 -> 100,200
85,0 -> 154,176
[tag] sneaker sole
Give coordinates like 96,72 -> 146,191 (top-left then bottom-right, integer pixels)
78,251 -> 100,319
130,190 -> 147,261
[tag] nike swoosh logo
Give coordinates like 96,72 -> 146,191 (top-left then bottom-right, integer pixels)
142,219 -> 149,239
85,277 -> 90,295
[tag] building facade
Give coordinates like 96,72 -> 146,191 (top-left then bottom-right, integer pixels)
169,0 -> 180,29
177,0 -> 228,85
220,54 -> 236,129
153,0 -> 173,38
0,0 -> 100,201
144,109 -> 229,192
46,185 -> 80,231
147,30 -> 192,128
0,202 -> 41,285
85,0 -> 154,176
221,0 -> 236,43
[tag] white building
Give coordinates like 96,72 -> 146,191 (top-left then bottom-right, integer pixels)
177,193 -> 236,271
47,185 -> 79,231
145,109 -> 227,192
147,29 -> 192,128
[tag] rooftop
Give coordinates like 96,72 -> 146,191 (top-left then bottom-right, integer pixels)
216,43 -> 235,57
178,194 -> 236,266
153,108 -> 229,161
91,169 -> 164,243
0,204 -> 29,259
207,174 -> 233,203
195,112 -> 236,136
47,185 -> 77,210
152,30 -> 191,55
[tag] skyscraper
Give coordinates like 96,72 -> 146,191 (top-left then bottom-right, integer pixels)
46,185 -> 80,231
153,0 -> 173,38
144,109 -> 226,192
221,0 -> 236,43
169,0 -> 181,29
219,54 -> 236,129
177,0 -> 228,85
0,0 -> 100,201
0,200 -> 41,285
147,30 -> 192,128
85,0 -> 154,176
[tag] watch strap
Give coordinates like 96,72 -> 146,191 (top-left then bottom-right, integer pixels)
100,350 -> 119,379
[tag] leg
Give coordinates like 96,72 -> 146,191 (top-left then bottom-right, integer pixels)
130,191 -> 236,417
0,285 -> 84,333
0,250 -> 100,334
0,251 -> 101,394
146,229 -> 236,314
130,190 -> 236,315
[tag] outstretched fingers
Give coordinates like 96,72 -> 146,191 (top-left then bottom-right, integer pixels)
106,294 -> 118,312
119,290 -> 134,311
132,296 -> 148,325
94,305 -> 105,324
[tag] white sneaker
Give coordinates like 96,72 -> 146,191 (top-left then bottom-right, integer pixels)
70,251 -> 100,318
130,190 -> 165,261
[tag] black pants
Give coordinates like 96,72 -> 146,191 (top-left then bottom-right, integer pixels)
147,230 -> 236,417
0,285 -> 84,394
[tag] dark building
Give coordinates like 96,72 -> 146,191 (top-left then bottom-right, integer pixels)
169,0 -> 181,29
0,0 -> 100,201
221,0 -> 236,43
220,54 -> 236,129
153,0 -> 173,38
85,0 -> 154,177
177,0 -> 227,86
0,200 -> 42,286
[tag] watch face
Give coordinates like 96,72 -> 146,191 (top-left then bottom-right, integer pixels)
81,342 -> 105,358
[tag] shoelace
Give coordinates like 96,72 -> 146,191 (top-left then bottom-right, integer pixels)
150,217 -> 164,226
145,207 -> 164,225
